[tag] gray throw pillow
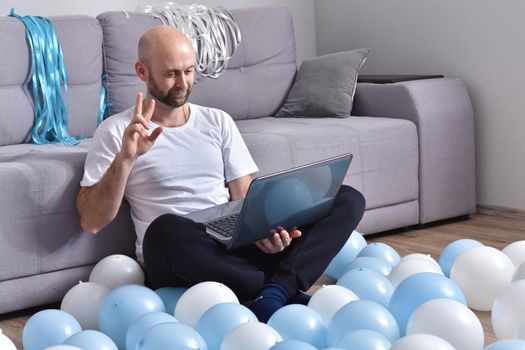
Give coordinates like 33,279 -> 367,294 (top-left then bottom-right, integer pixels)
276,48 -> 370,117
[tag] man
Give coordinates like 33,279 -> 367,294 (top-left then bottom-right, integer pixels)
77,25 -> 365,322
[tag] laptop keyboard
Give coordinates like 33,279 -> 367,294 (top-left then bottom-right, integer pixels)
205,213 -> 240,238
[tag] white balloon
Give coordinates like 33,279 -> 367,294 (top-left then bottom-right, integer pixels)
401,253 -> 441,270
43,346 -> 82,350
60,281 -> 110,330
512,263 -> 525,283
514,321 -> 525,340
89,254 -> 145,290
0,329 -> 17,350
175,281 -> 239,327
450,246 -> 515,311
389,259 -> 444,288
502,241 -> 525,269
407,298 -> 484,350
390,334 -> 455,350
220,322 -> 282,350
492,279 -> 525,340
308,284 -> 359,326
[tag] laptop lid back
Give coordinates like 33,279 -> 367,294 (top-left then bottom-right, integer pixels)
228,153 -> 353,249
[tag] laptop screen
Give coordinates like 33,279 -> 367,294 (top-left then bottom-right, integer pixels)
230,154 -> 352,248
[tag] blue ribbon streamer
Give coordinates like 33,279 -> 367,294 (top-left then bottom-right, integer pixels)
98,74 -> 111,124
9,9 -> 82,145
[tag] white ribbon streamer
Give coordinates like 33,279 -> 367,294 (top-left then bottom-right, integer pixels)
137,2 -> 241,78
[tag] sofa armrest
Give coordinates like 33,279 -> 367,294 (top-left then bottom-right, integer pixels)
353,78 -> 476,224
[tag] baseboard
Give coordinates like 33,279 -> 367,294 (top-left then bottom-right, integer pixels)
477,204 -> 525,221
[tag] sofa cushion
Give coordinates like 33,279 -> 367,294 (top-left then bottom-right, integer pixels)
0,17 -> 34,146
0,16 -> 104,146
236,116 -> 419,210
276,48 -> 369,118
98,7 -> 297,120
97,11 -> 161,116
190,7 -> 297,120
54,16 -> 105,139
0,141 -> 135,280
0,162 -> 40,280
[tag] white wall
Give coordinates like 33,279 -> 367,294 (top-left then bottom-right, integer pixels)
1,0 -> 317,63
316,0 -> 525,211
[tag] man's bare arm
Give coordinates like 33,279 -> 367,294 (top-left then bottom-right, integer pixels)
227,174 -> 253,201
77,153 -> 135,234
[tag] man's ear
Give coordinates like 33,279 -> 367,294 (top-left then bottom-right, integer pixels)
135,60 -> 148,82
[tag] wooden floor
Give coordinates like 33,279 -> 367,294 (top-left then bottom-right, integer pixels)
1,212 -> 524,349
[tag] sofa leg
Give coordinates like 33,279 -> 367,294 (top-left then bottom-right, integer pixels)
413,215 -> 470,230
363,215 -> 472,240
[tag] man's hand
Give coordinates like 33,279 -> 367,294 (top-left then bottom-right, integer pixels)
120,92 -> 163,162
255,227 -> 302,254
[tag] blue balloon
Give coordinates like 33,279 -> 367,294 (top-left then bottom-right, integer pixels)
22,309 -> 81,350
325,230 -> 367,279
195,302 -> 257,350
485,339 -> 525,350
135,322 -> 208,350
126,312 -> 178,350
388,272 -> 466,336
357,242 -> 400,266
438,239 -> 484,277
63,330 -> 117,350
334,329 -> 391,350
337,267 -> 394,307
98,284 -> 165,349
270,339 -> 318,350
342,256 -> 392,276
155,287 -> 188,315
327,300 -> 399,346
268,304 -> 326,348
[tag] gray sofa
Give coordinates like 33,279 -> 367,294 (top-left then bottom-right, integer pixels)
0,7 -> 475,314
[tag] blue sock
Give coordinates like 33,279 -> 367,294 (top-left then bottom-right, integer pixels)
249,283 -> 290,323
287,291 -> 311,305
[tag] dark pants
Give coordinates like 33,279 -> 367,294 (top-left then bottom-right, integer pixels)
142,185 -> 365,301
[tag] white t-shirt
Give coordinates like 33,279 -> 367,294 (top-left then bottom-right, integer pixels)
80,103 -> 259,261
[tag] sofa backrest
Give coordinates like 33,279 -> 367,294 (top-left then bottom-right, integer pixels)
98,6 -> 297,120
0,15 -> 104,146
0,6 -> 297,146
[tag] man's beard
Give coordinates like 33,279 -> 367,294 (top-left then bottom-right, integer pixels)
148,76 -> 192,108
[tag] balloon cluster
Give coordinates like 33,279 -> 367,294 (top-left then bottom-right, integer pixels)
322,233 -> 525,350
15,236 -> 525,350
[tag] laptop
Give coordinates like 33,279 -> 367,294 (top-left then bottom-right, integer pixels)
184,153 -> 353,249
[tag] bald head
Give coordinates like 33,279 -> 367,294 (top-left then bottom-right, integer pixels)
138,25 -> 195,68
135,25 -> 196,111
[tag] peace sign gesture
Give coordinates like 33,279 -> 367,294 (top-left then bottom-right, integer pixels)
120,92 -> 163,162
